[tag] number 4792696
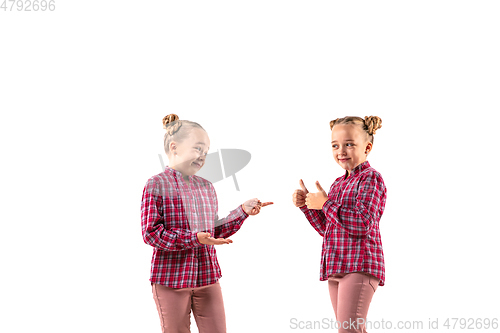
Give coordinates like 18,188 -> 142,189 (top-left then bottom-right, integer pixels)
1,0 -> 55,11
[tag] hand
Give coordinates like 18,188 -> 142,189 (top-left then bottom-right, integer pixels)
292,179 -> 309,207
197,232 -> 233,245
242,198 -> 273,215
305,181 -> 329,210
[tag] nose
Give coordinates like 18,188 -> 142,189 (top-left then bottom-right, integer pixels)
337,146 -> 346,156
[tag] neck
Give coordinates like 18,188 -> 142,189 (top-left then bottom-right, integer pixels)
169,165 -> 190,183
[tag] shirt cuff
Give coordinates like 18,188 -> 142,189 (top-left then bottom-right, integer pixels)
239,204 -> 249,218
322,198 -> 340,214
299,205 -> 309,213
189,231 -> 202,247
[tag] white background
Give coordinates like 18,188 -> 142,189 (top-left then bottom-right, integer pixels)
1,1 -> 499,332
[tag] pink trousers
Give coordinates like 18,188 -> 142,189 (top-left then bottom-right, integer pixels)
328,272 -> 380,333
152,281 -> 226,333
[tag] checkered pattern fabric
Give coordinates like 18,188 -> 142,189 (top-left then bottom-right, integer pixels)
141,166 -> 248,288
300,160 -> 387,286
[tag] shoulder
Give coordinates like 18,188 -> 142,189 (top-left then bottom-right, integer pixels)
361,166 -> 384,181
358,167 -> 386,191
143,172 -> 174,196
146,172 -> 171,186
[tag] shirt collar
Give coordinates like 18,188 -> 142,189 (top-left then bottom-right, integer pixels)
164,165 -> 193,181
345,160 -> 370,179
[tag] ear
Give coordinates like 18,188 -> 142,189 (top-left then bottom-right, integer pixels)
169,141 -> 177,154
365,142 -> 373,153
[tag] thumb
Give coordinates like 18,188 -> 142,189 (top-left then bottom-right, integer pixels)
316,181 -> 326,193
299,179 -> 309,193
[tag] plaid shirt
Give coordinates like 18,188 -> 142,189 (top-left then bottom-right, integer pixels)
300,160 -> 387,286
141,166 -> 249,288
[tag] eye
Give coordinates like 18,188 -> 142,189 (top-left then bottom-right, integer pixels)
332,144 -> 338,149
194,147 -> 202,151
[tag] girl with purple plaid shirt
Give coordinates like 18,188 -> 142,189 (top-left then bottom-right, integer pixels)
292,116 -> 387,333
141,114 -> 272,333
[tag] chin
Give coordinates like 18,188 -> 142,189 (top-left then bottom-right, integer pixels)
188,166 -> 198,173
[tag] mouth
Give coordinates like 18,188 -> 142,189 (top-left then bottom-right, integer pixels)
338,158 -> 350,162
192,161 -> 203,168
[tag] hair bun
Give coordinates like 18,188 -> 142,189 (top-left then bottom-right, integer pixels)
162,114 -> 180,129
364,115 -> 382,135
329,118 -> 342,130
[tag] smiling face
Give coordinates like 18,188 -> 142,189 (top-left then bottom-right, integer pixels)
168,127 -> 210,180
331,124 -> 372,176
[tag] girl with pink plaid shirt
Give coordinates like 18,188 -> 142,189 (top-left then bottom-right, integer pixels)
293,116 -> 387,333
142,114 -> 272,333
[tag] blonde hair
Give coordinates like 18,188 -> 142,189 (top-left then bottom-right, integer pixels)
329,115 -> 382,144
162,114 -> 205,155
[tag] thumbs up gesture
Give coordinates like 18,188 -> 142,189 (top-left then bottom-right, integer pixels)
292,179 -> 309,207
305,181 -> 329,209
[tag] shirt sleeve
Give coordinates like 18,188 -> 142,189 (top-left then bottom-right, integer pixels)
211,186 -> 249,239
322,172 -> 386,236
141,178 -> 203,251
300,205 -> 327,236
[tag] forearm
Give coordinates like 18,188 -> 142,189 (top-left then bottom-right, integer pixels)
142,224 -> 203,251
300,205 -> 326,236
213,204 -> 248,239
322,199 -> 373,236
